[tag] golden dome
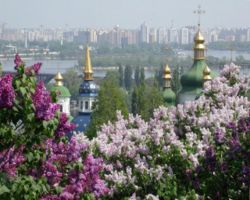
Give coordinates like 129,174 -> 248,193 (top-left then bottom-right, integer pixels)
193,28 -> 206,60
203,65 -> 212,81
54,72 -> 64,86
194,30 -> 205,43
163,64 -> 171,80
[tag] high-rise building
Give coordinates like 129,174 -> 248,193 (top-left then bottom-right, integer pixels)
149,28 -> 156,43
140,22 -> 149,43
180,27 -> 189,44
157,28 -> 166,44
247,28 -> 250,42
210,31 -> 218,42
169,28 -> 179,43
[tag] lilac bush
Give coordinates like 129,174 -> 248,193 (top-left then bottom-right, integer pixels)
0,55 -> 109,200
92,63 -> 250,199
1,55 -> 249,199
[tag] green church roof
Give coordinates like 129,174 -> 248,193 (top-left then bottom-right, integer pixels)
181,60 -> 207,89
49,72 -> 71,98
50,85 -> 71,98
163,88 -> 176,106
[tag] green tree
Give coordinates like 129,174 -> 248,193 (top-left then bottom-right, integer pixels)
86,74 -> 129,138
131,83 -> 164,120
155,66 -> 164,88
131,86 -> 139,115
124,65 -> 133,90
118,64 -> 124,87
63,68 -> 82,99
140,67 -> 145,84
134,66 -> 140,86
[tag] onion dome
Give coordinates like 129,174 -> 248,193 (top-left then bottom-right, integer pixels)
203,65 -> 212,82
193,29 -> 206,60
50,72 -> 71,97
79,80 -> 98,97
163,65 -> 171,82
179,27 -> 215,103
162,65 -> 176,106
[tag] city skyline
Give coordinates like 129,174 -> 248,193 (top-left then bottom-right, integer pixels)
1,0 -> 250,29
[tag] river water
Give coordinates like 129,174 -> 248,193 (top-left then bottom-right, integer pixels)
1,50 -> 250,77
182,50 -> 250,60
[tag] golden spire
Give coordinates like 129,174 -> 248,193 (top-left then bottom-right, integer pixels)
163,64 -> 172,88
54,72 -> 64,86
83,46 -> 93,80
203,65 -> 212,82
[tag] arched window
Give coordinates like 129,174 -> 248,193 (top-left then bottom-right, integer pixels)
80,101 -> 83,110
85,101 -> 89,110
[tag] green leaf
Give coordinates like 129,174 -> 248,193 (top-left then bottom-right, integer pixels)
0,185 -> 10,195
20,88 -> 26,96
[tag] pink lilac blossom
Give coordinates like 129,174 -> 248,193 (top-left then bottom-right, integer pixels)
32,81 -> 60,120
0,74 -> 15,109
91,63 -> 250,198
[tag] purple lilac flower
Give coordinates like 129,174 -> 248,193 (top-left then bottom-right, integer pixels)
229,138 -> 241,153
220,162 -> 228,172
32,62 -> 42,74
43,153 -> 109,200
42,161 -> 63,185
25,62 -> 42,76
205,147 -> 216,172
40,195 -> 60,200
0,74 -> 15,109
227,122 -> 236,130
242,165 -> 250,186
214,129 -> 225,144
0,146 -> 25,176
32,81 -> 60,120
14,54 -> 24,70
237,117 -> 250,133
55,113 -> 76,137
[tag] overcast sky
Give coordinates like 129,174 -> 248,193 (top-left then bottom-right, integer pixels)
1,0 -> 250,29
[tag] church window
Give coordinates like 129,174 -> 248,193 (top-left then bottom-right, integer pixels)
80,101 -> 83,110
85,101 -> 89,110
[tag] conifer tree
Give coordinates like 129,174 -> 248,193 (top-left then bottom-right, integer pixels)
140,67 -> 145,84
124,65 -> 133,90
134,66 -> 140,86
118,64 -> 124,87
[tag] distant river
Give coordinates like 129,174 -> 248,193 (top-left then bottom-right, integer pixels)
1,50 -> 250,76
0,59 -> 78,74
182,50 -> 250,60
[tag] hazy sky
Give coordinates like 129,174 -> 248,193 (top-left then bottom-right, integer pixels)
1,0 -> 250,29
